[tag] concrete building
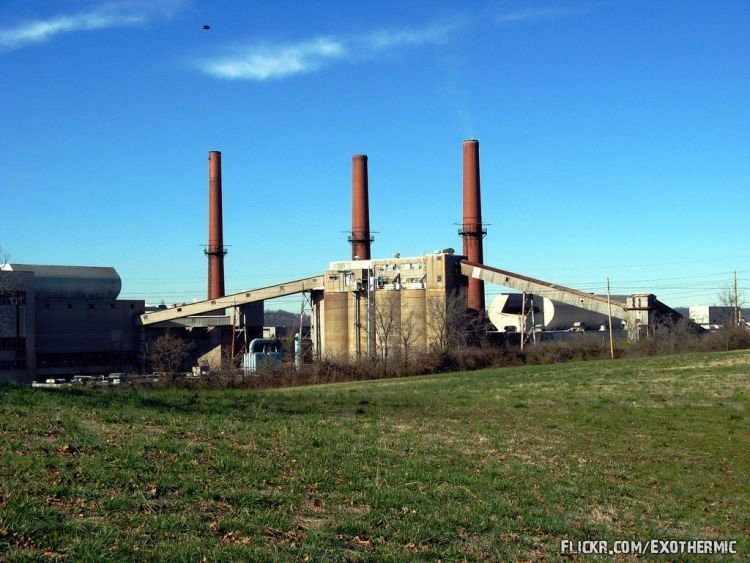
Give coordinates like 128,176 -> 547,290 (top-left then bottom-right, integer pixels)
0,269 -> 34,383
0,264 -> 144,384
689,305 -> 749,329
313,251 -> 467,360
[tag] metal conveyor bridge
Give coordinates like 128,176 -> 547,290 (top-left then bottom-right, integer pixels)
461,261 -> 629,318
139,275 -> 324,326
461,260 -> 700,335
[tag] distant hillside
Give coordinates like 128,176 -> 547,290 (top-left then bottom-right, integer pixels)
264,308 -> 310,327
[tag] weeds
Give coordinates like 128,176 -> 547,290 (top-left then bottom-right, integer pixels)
171,326 -> 750,391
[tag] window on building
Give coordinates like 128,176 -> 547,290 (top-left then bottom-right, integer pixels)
0,291 -> 26,306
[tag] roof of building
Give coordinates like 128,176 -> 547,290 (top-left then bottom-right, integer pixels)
5,264 -> 121,300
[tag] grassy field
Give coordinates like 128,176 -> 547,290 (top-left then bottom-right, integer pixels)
1,351 -> 748,561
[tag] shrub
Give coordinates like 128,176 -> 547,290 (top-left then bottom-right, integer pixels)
140,324 -> 750,390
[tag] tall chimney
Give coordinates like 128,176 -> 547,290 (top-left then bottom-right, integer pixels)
461,139 -> 486,313
350,154 -> 373,260
206,150 -> 226,300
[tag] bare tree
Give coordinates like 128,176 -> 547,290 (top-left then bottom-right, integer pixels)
426,294 -> 449,352
149,333 -> 193,377
398,310 -> 422,368
0,246 -> 9,270
213,345 -> 242,387
711,273 -> 749,351
0,246 -> 14,334
374,294 -> 400,366
653,315 -> 699,355
426,288 -> 471,352
718,272 -> 745,328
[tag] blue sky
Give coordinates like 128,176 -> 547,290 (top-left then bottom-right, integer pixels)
1,0 -> 748,310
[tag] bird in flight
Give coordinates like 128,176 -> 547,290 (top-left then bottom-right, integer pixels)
202,24 -> 211,30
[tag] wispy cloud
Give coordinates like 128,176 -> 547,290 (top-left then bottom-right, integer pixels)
494,4 -> 599,24
0,1 -> 184,51
199,37 -> 347,81
197,22 -> 458,81
363,22 -> 458,50
195,3 -> 599,83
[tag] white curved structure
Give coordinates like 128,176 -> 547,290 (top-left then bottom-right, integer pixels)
488,293 -> 624,332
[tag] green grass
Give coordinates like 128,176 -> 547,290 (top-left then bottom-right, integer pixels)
1,350 -> 749,561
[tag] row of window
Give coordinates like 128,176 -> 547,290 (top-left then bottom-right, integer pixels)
375,263 -> 425,272
0,359 -> 27,371
37,351 -> 137,369
0,337 -> 26,352
42,303 -> 139,310
0,350 -> 137,371
1,299 -> 140,310
0,291 -> 27,305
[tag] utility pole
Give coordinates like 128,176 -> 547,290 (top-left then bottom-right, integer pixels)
353,280 -> 361,360
367,269 -> 373,358
298,292 -> 306,368
734,270 -> 740,328
297,291 -> 314,367
230,302 -> 237,364
520,292 -> 526,351
606,277 -> 615,360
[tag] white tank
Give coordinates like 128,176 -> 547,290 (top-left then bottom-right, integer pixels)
488,294 -> 623,331
541,297 -> 610,331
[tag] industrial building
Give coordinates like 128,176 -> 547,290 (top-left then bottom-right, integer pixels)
140,142 -> 488,364
313,149 -> 474,358
1,139 -> 702,384
689,305 -> 749,330
141,140 -> 694,366
0,264 -> 144,384
315,252 -> 467,360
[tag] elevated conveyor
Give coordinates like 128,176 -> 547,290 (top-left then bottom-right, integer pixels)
461,261 -> 628,318
461,261 -> 703,336
139,275 -> 324,326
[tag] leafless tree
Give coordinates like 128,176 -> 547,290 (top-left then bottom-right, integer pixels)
718,277 -> 745,328
711,275 -> 749,351
0,246 -> 14,334
398,310 -> 422,367
426,294 -> 449,352
426,288 -> 471,352
374,294 -> 400,365
653,315 -> 699,355
211,345 -> 242,387
149,333 -> 193,377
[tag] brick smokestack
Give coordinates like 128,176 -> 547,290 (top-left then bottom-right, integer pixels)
206,150 -> 226,300
350,155 -> 372,260
461,139 -> 486,313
